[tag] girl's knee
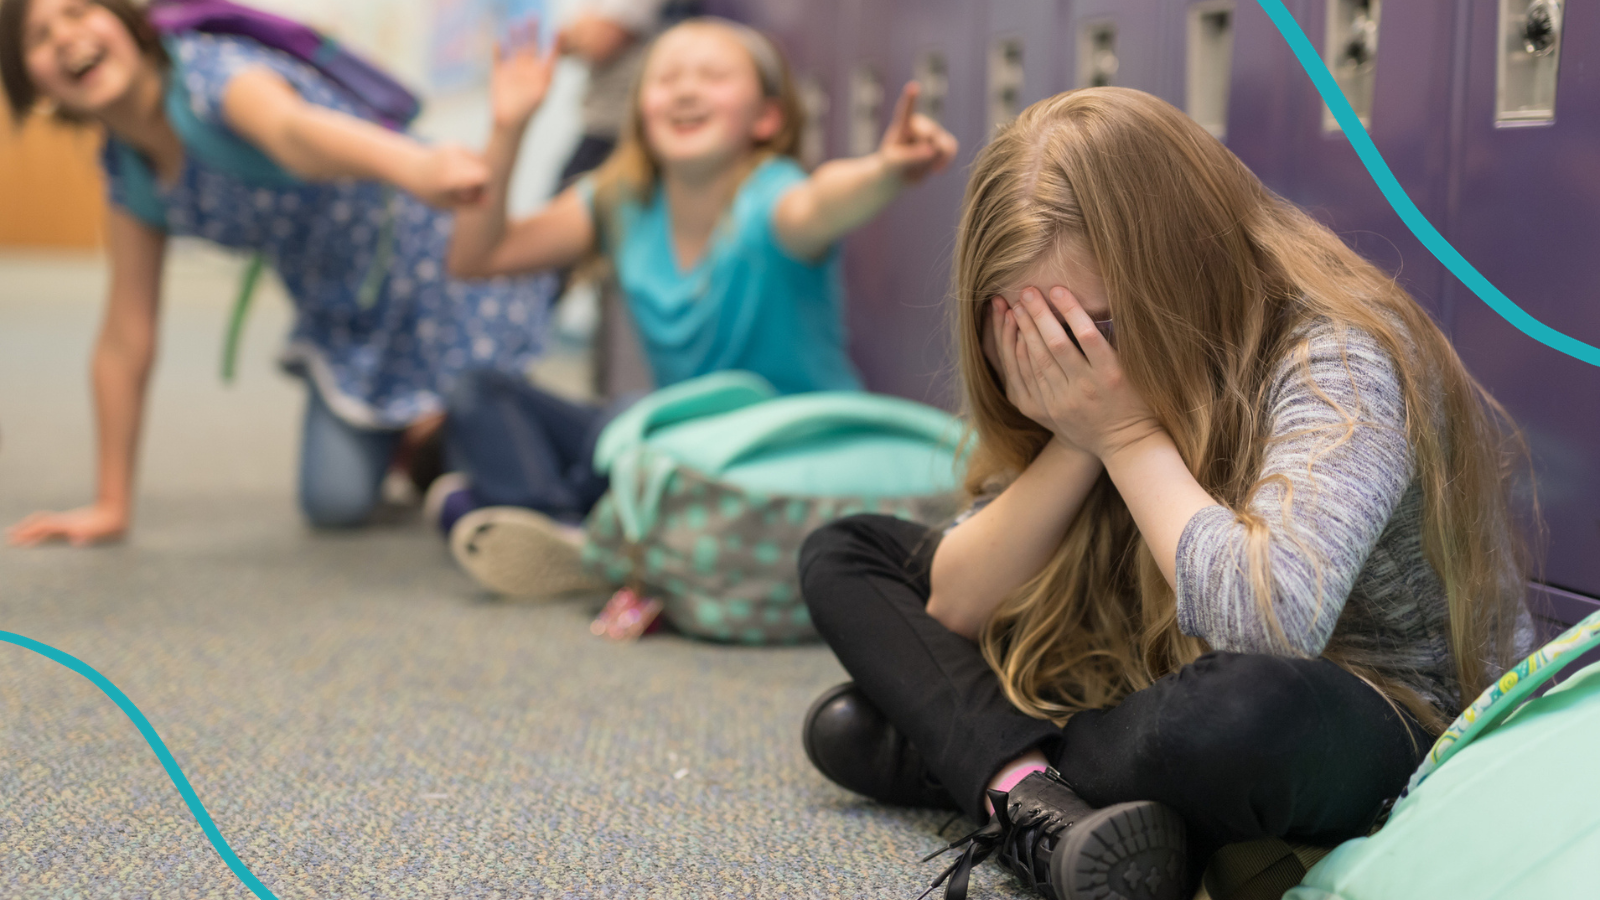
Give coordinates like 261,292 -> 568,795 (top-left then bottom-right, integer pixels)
445,367 -> 516,418
300,481 -> 379,528
799,515 -> 898,583
1155,653 -> 1326,781
799,515 -> 903,618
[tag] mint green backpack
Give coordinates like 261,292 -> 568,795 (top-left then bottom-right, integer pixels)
1277,609 -> 1600,900
579,371 -> 968,644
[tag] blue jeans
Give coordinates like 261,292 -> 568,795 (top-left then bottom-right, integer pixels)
298,386 -> 402,528
444,369 -> 628,525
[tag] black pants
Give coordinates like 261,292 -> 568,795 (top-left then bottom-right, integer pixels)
799,515 -> 1431,853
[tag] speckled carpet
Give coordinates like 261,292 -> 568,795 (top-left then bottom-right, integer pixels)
0,250 -> 1033,899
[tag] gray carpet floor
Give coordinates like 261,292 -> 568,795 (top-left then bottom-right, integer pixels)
0,249 -> 1032,899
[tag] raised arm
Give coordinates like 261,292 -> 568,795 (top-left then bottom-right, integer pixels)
221,68 -> 489,209
772,81 -> 958,262
448,27 -> 596,279
7,209 -> 166,547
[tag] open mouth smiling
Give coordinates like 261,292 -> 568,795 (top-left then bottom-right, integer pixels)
63,47 -> 106,83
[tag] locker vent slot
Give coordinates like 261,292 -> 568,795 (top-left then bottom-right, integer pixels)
1079,22 -> 1118,88
848,65 -> 885,158
988,39 -> 1024,132
915,50 -> 950,124
1186,1 -> 1235,138
1323,0 -> 1381,132
797,75 -> 831,171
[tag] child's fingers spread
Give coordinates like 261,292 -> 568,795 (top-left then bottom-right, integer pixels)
1010,293 -> 1058,376
1049,287 -> 1111,366
1017,287 -> 1077,360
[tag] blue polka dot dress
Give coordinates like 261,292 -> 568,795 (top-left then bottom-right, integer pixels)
100,33 -> 554,429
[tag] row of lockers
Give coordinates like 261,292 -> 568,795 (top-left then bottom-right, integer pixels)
692,0 -> 1599,612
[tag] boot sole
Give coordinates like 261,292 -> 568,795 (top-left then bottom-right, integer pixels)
1053,800 -> 1188,900
449,507 -> 608,599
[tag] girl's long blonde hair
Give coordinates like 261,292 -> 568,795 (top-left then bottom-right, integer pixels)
586,17 -> 802,239
956,88 -> 1531,735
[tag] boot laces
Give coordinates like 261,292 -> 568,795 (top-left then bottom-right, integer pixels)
913,772 -> 1075,900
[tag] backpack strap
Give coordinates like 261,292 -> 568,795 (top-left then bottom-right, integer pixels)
596,372 -> 777,543
592,371 -> 778,474
161,41 -> 301,188
1406,608 -> 1600,794
149,0 -> 420,128
662,392 -> 964,477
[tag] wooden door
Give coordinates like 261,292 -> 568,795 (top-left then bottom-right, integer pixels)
0,106 -> 106,249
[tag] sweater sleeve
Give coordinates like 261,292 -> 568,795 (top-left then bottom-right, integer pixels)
1175,323 -> 1416,657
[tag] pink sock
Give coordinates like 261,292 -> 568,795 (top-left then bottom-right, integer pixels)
984,760 -> 1049,815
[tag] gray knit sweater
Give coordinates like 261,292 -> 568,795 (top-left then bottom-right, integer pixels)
1176,320 -> 1465,714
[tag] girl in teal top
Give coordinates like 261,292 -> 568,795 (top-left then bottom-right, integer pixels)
589,154 -> 858,394
434,16 -> 958,595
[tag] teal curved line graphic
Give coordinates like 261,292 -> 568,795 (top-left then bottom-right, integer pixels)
1256,0 -> 1600,367
0,631 -> 280,900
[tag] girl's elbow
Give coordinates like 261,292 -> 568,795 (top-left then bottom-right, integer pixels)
926,591 -> 982,642
445,249 -> 488,280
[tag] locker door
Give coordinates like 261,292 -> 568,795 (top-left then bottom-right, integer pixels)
720,0 -> 842,171
834,0 -> 985,407
986,0 -> 1073,119
1069,0 -> 1180,104
1224,0 -> 1458,321
1445,0 -> 1600,607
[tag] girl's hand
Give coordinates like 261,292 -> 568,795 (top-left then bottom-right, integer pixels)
988,296 -> 1054,432
1006,286 -> 1163,460
6,504 -> 128,548
405,144 -> 491,208
492,21 -> 559,131
877,82 -> 958,185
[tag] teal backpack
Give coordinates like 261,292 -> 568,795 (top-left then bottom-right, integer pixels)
580,371 -> 968,644
1264,609 -> 1600,900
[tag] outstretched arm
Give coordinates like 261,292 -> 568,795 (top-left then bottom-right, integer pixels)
448,27 -> 596,278
222,68 -> 489,209
772,81 -> 958,262
7,209 -> 167,547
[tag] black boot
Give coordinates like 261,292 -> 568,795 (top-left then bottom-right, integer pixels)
802,682 -> 959,810
918,769 -> 1187,900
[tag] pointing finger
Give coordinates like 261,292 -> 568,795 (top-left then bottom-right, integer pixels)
888,81 -> 919,142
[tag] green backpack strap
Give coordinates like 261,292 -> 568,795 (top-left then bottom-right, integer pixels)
593,371 -> 778,474
654,391 -> 963,477
219,253 -> 265,382
596,371 -> 778,543
1406,608 -> 1600,794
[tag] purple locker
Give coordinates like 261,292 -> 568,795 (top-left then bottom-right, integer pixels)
1225,0 -> 1459,322
987,0 -> 1074,109
832,0 -> 988,407
1068,0 -> 1180,102
1444,0 -> 1600,612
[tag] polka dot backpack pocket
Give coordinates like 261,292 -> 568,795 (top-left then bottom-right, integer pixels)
581,371 -> 967,644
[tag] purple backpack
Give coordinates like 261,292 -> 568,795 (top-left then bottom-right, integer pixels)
147,0 -> 421,129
